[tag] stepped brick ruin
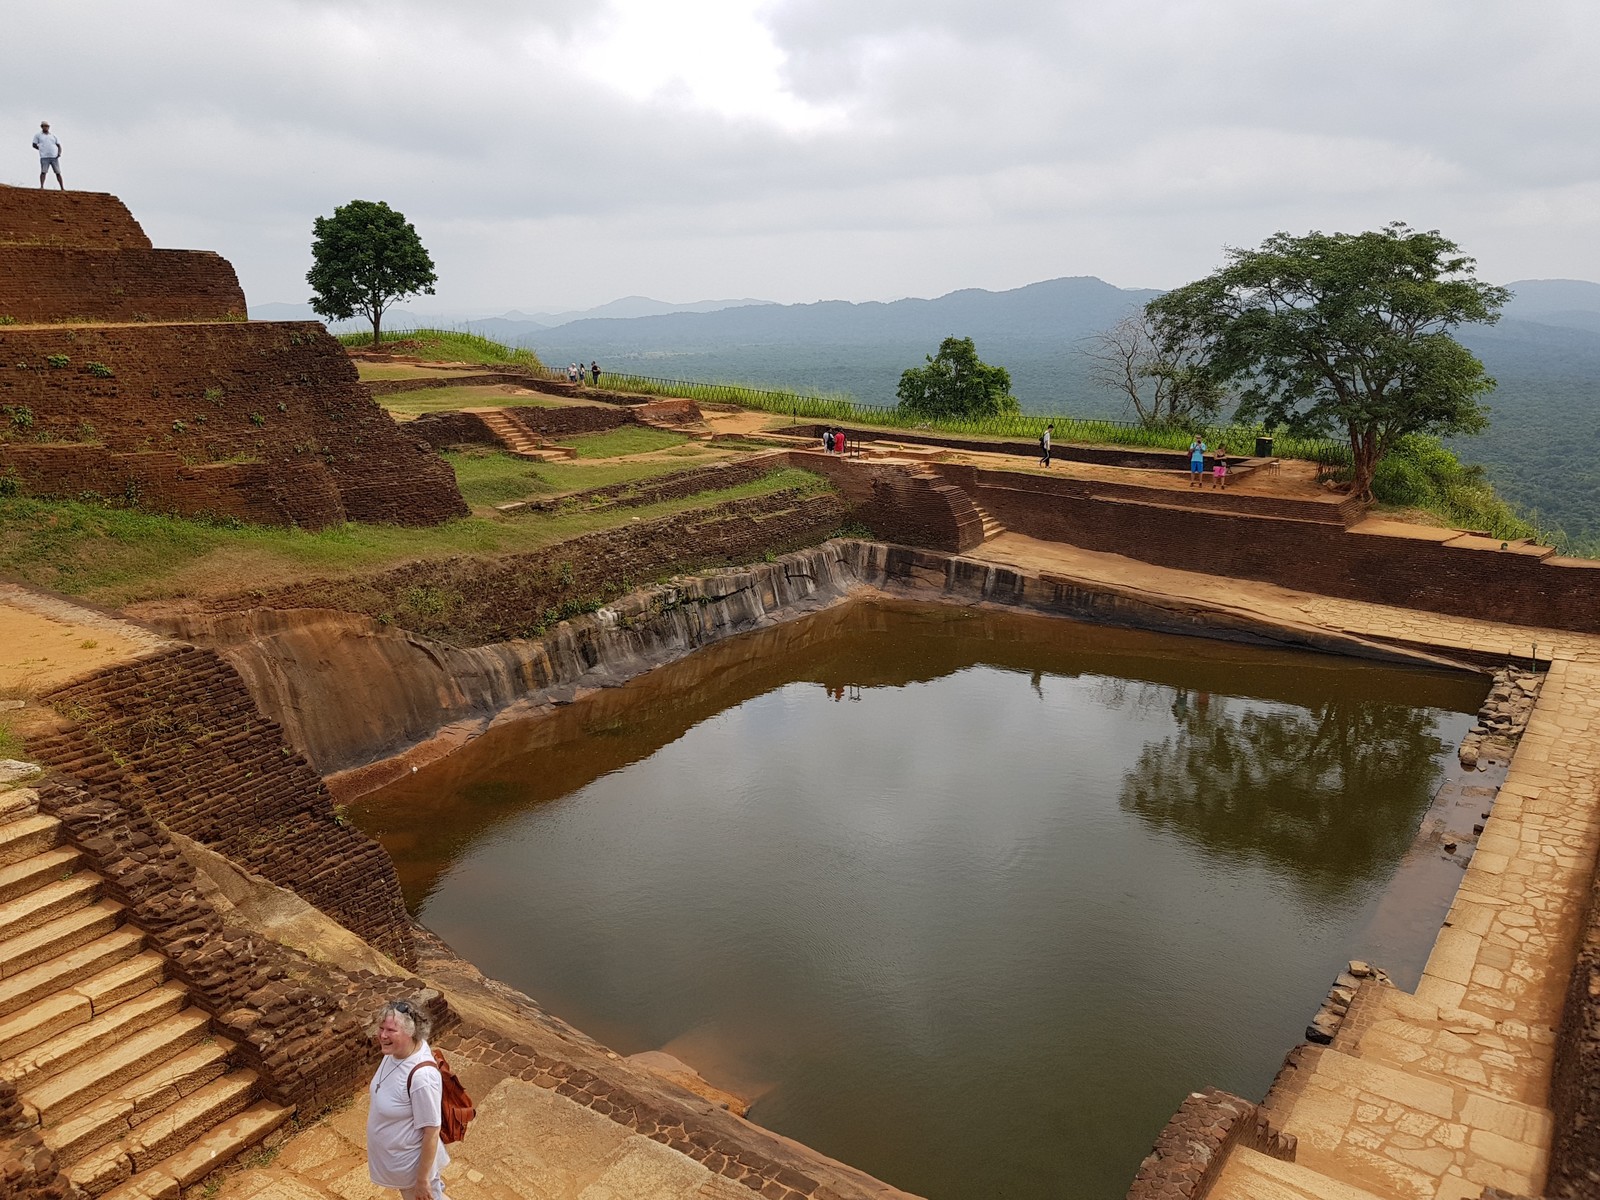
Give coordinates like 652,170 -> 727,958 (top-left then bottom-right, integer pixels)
0,187 -> 466,527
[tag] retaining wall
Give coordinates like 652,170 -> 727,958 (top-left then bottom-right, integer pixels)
0,321 -> 466,526
1126,1088 -> 1296,1200
1549,866 -> 1600,1198
782,451 -> 982,551
943,465 -> 1600,634
32,646 -> 416,965
0,247 -> 246,323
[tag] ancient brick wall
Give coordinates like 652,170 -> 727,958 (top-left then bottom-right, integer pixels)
408,409 -> 495,448
1548,870 -> 1600,1199
0,1078 -> 71,1200
957,470 -> 1600,634
0,443 -> 338,525
209,488 -> 851,646
503,404 -> 635,438
0,321 -> 466,526
522,456 -> 787,511
0,187 -> 151,249
781,451 -> 981,551
364,373 -> 527,395
936,462 -> 1364,526
33,646 -> 416,965
1126,1088 -> 1296,1200
798,423 -> 1208,471
0,247 -> 245,323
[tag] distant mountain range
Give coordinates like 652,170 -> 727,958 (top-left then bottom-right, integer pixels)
248,295 -> 770,330
256,276 -> 1600,546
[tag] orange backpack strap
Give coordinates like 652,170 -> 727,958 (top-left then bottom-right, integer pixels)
406,1058 -> 440,1090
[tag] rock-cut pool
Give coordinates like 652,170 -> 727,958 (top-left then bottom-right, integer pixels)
352,599 -> 1485,1200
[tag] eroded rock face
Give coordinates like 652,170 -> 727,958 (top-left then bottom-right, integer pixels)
148,544 -> 865,778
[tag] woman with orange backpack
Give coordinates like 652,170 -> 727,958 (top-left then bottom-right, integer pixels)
367,999 -> 474,1200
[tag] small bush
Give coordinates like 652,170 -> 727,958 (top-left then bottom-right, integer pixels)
86,362 -> 114,378
46,354 -> 69,369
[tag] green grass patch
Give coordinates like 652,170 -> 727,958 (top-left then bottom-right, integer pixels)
379,387 -> 564,417
0,718 -> 22,760
444,449 -> 701,506
0,466 -> 825,605
1370,435 -> 1552,545
338,328 -> 544,370
557,426 -> 689,459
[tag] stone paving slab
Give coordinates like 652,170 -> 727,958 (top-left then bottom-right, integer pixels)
211,1071 -> 758,1200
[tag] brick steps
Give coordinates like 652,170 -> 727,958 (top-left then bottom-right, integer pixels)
0,796 -> 294,1199
0,871 -> 102,941
94,1101 -> 293,1200
4,982 -> 188,1087
26,1008 -> 215,1124
970,500 -> 1006,543
469,406 -> 579,460
0,811 -> 63,866
0,897 -> 125,977
0,929 -> 148,1019
1211,1146 -> 1390,1200
0,845 -> 83,904
46,1037 -> 237,1165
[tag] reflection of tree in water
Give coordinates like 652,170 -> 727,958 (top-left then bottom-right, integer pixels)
1119,692 -> 1450,901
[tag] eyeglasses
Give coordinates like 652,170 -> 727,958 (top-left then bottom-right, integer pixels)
392,1001 -> 414,1015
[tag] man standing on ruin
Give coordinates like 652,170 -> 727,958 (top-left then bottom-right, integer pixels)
32,122 -> 63,190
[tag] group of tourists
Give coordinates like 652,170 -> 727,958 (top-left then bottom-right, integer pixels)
1188,436 -> 1230,489
565,361 -> 601,386
821,426 -> 849,454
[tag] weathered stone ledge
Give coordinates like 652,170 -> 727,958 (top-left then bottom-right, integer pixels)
150,539 -> 1488,804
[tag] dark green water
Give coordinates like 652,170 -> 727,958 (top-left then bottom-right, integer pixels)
352,600 -> 1484,1200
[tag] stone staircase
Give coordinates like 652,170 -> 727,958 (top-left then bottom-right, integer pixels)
0,785 -> 292,1200
465,407 -> 577,461
970,499 -> 1006,543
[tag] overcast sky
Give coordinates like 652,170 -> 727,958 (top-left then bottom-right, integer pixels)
9,1 -> 1598,313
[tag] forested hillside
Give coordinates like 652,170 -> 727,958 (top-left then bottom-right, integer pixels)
519,277 -> 1600,548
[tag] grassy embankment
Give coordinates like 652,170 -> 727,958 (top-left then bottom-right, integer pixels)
352,330 -> 1559,549
0,450 -> 823,606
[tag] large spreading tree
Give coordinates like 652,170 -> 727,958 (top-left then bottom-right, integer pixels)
307,199 -> 437,346
896,336 -> 1018,421
1145,223 -> 1508,499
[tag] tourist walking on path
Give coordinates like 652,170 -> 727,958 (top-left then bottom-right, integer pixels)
1039,422 -> 1053,468
367,1000 -> 452,1200
32,122 -> 62,190
1188,436 -> 1207,487
1212,444 -> 1229,490
590,360 -> 600,386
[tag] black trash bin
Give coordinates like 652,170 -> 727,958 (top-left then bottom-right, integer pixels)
1254,434 -> 1274,457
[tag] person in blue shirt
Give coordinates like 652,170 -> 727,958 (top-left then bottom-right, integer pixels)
1188,436 -> 1207,488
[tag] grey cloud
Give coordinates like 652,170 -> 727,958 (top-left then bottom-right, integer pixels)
5,0 -> 1595,309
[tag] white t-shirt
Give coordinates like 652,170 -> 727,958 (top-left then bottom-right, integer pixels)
367,1041 -> 451,1189
33,133 -> 60,159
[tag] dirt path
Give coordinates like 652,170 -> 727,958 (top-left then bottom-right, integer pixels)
0,583 -> 168,694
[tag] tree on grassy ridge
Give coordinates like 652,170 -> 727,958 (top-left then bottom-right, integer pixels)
307,200 -> 437,346
1145,223 -> 1508,499
896,336 -> 1018,421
